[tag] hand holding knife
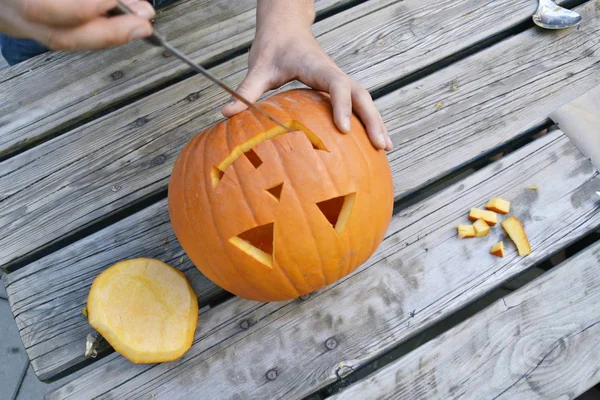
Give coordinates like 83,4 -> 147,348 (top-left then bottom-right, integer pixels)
110,0 -> 293,133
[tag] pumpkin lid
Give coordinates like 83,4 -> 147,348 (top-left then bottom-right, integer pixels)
87,258 -> 198,363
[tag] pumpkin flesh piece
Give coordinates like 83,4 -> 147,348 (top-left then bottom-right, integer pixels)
490,241 -> 505,257
469,208 -> 498,226
457,225 -> 476,239
485,197 -> 510,214
87,258 -> 198,364
502,216 -> 532,256
473,219 -> 490,237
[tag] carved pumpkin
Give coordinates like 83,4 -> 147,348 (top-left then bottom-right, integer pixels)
168,89 -> 393,301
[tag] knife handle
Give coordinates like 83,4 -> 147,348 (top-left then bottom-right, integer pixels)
108,1 -> 165,47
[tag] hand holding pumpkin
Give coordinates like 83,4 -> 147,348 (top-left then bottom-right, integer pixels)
222,0 -> 392,151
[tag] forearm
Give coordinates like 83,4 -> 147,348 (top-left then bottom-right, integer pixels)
256,0 -> 315,33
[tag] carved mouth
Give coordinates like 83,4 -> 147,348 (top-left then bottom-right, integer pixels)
211,120 -> 329,188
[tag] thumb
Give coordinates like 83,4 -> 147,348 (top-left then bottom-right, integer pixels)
222,67 -> 271,117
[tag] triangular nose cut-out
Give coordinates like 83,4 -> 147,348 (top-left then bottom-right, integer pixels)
316,193 -> 356,234
229,223 -> 274,267
265,183 -> 284,201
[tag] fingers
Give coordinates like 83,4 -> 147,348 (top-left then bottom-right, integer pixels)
222,66 -> 272,117
19,0 -> 154,27
296,57 -> 392,151
44,14 -> 152,50
19,0 -> 115,26
121,0 -> 156,20
350,83 -> 391,151
328,78 -> 352,134
217,35 -> 392,151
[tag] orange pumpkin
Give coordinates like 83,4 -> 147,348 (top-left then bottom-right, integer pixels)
168,89 -> 393,301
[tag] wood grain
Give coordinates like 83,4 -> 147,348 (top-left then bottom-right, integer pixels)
1,0 -> 595,270
41,130 -> 600,396
0,0 -> 353,158
5,0 -> 600,381
330,242 -> 600,400
3,201 -> 224,381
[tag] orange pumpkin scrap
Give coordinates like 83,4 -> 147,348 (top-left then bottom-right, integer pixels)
87,258 -> 198,363
502,216 -> 532,256
469,208 -> 498,226
168,89 -> 394,302
490,241 -> 505,257
485,197 -> 510,214
473,219 -> 490,237
457,225 -> 476,239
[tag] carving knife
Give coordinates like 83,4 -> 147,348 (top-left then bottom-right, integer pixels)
110,1 -> 293,132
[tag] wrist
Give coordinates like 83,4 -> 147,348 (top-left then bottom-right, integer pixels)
256,0 -> 315,34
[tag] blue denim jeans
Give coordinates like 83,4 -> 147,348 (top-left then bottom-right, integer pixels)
0,0 -> 179,66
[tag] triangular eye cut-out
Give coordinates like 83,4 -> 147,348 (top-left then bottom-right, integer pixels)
316,193 -> 356,234
229,222 -> 274,267
265,183 -> 284,201
211,166 -> 225,187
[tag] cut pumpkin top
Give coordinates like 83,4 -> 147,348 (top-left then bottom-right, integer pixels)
87,258 -> 198,364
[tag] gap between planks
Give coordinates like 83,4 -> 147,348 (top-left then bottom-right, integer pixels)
0,0 -> 595,271
45,129 -> 600,398
4,0 -> 600,382
1,128 -> 555,383
0,0 -> 373,159
329,239 -> 600,400
0,0 -> 398,268
317,220 -> 600,398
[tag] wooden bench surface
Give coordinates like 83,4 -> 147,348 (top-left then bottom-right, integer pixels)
0,0 -> 351,158
330,240 -> 600,400
1,0 -> 599,398
4,0 -> 585,269
45,128 -> 600,399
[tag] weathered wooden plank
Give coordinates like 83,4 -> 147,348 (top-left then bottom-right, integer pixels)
0,0 -> 353,158
3,201 -> 224,381
0,0 -> 593,270
330,242 -> 600,400
44,131 -> 600,398
0,0 -> 394,269
5,0 -> 600,381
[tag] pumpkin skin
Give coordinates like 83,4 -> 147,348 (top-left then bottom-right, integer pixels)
168,89 -> 393,301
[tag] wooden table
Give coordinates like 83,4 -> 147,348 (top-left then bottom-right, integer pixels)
1,0 -> 599,398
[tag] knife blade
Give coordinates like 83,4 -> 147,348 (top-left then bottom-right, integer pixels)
110,1 -> 293,133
